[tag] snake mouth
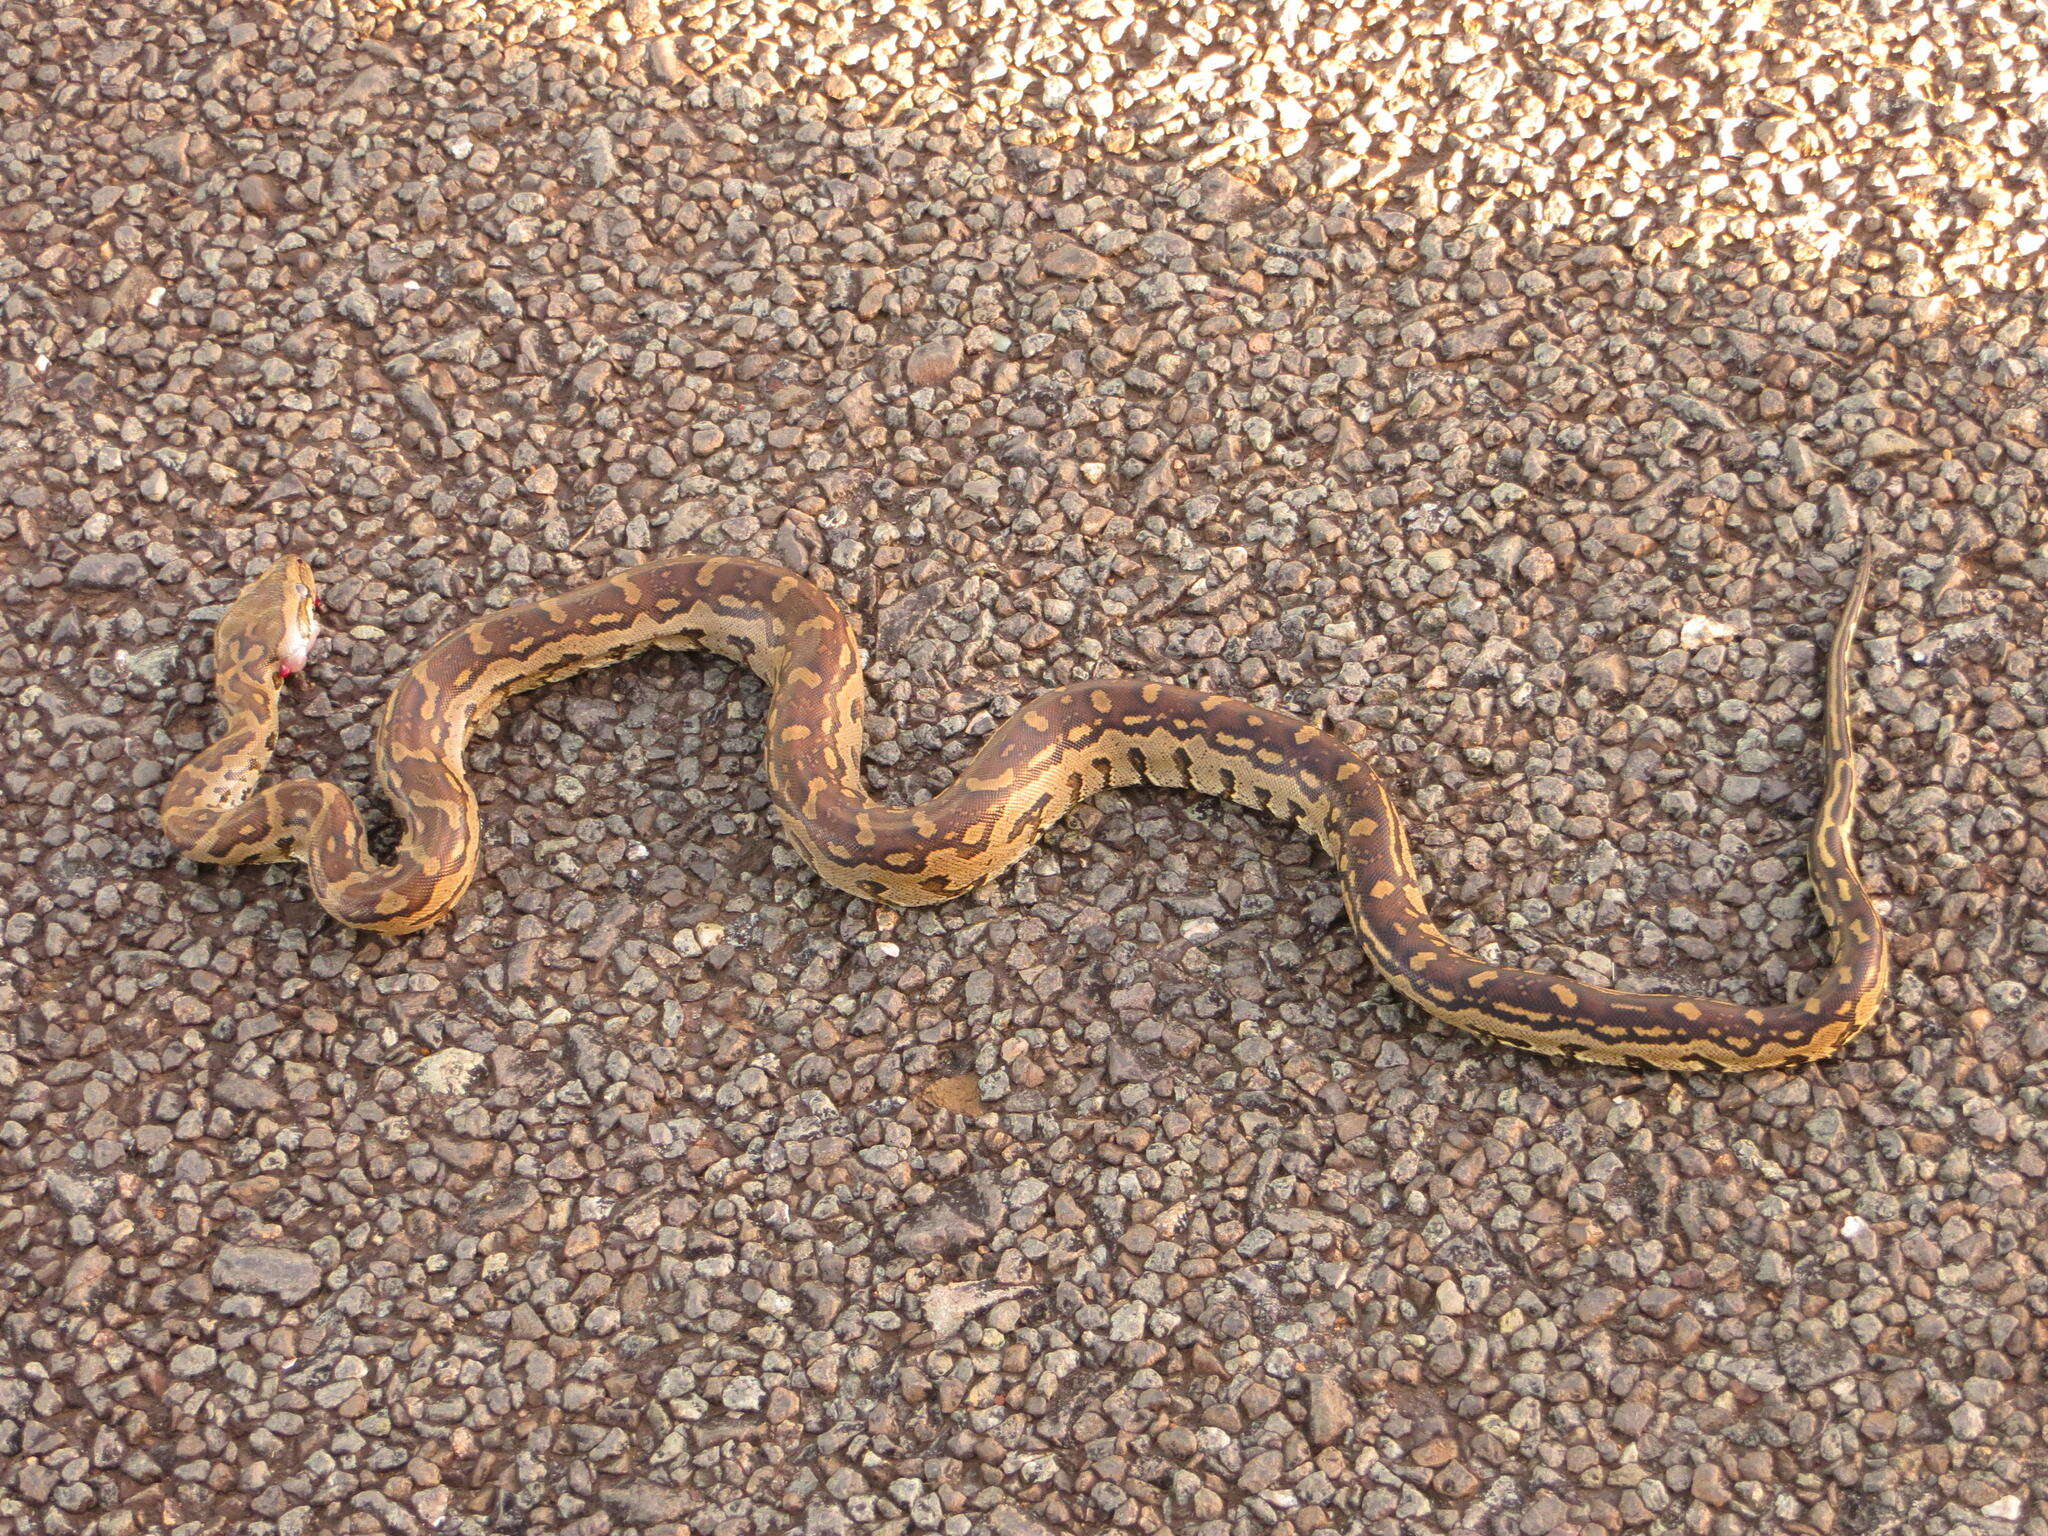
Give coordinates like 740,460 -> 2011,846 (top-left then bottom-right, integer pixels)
279,598 -> 318,676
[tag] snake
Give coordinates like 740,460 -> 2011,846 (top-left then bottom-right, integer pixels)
159,549 -> 1889,1071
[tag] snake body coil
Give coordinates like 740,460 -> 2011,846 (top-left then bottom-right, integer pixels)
161,552 -> 1888,1071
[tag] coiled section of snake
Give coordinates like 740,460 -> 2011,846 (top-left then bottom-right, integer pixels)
160,551 -> 1889,1071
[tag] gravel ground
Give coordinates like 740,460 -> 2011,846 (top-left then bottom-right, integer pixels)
4,3 -> 2047,1535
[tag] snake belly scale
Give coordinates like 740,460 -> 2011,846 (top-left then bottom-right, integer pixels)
160,551 -> 1889,1072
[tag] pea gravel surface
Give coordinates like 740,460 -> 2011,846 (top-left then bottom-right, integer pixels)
3,3 -> 2047,1535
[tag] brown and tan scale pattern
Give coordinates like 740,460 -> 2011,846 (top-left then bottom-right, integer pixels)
159,551 -> 1889,1071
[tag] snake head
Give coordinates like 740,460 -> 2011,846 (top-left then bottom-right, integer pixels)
227,557 -> 320,678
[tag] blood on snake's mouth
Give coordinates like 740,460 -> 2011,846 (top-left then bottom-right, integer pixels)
279,609 -> 317,676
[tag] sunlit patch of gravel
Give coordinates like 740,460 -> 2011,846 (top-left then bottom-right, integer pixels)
338,0 -> 2048,306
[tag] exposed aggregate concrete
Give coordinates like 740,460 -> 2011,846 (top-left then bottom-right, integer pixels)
2,3 -> 2046,1535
